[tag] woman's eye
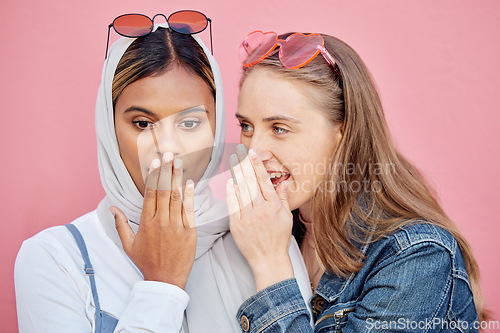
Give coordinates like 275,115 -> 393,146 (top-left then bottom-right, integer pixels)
132,120 -> 154,130
239,122 -> 253,132
273,126 -> 289,135
178,119 -> 201,130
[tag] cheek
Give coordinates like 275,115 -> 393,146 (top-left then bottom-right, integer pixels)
287,150 -> 331,195
183,147 -> 213,184
181,122 -> 215,155
305,150 -> 332,190
311,151 -> 331,178
115,119 -> 144,187
288,167 -> 315,195
115,120 -> 138,162
240,134 -> 251,146
181,125 -> 215,181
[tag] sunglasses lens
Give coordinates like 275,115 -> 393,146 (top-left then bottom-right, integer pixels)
280,34 -> 323,69
168,10 -> 208,34
239,31 -> 278,66
113,14 -> 153,37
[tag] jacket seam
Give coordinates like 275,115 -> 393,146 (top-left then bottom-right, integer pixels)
394,225 -> 454,253
425,256 -> 454,333
394,238 -> 454,258
253,306 -> 308,333
239,279 -> 296,313
317,272 -> 355,303
370,232 -> 456,275
452,268 -> 472,290
446,308 -> 467,333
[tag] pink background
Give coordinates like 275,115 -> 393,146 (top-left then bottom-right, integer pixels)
1,0 -> 499,331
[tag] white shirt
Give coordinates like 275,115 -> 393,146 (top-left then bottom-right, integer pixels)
15,210 -> 188,333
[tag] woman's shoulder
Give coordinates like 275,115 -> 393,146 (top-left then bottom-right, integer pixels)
15,210 -> 100,268
387,220 -> 458,254
21,210 -> 98,244
367,221 -> 467,276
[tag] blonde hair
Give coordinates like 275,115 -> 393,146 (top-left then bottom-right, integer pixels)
241,33 -> 488,322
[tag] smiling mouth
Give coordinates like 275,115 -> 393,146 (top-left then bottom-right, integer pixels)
268,171 -> 291,188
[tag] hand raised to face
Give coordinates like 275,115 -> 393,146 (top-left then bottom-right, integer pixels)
227,144 -> 294,291
110,152 -> 196,290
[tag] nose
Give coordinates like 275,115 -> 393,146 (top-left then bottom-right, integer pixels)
153,126 -> 182,158
247,132 -> 273,163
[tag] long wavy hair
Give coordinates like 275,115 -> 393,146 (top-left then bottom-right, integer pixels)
240,32 -> 487,322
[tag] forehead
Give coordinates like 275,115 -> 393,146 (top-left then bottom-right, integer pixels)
115,66 -> 215,118
238,68 -> 327,122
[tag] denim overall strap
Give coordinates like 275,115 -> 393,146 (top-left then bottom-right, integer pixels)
65,224 -> 102,333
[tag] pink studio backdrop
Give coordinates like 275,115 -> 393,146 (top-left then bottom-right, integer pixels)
1,0 -> 499,331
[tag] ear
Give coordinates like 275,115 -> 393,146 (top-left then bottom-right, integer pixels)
330,123 -> 344,159
335,123 -> 344,145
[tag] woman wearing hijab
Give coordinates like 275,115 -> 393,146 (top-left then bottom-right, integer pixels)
14,17 -> 312,333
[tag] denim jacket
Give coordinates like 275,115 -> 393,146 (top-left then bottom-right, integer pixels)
236,222 -> 478,333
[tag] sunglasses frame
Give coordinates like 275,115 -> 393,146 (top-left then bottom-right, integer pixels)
240,31 -> 338,71
105,10 -> 213,59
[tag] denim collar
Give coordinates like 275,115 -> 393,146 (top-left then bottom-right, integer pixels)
294,196 -> 376,302
314,238 -> 371,302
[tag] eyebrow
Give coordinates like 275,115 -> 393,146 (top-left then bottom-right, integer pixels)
124,105 -> 208,117
235,113 -> 301,123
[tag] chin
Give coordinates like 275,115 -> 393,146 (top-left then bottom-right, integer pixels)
287,190 -> 315,213
286,196 -> 301,212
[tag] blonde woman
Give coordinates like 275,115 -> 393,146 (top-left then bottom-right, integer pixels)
227,31 -> 486,332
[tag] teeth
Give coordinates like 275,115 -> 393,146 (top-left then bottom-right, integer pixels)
267,172 -> 290,188
268,172 -> 287,179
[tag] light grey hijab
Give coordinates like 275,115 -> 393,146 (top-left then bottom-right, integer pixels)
95,23 -> 312,332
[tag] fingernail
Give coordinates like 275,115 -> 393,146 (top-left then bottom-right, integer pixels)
151,158 -> 161,169
236,144 -> 247,155
229,155 -> 238,185
174,158 -> 183,169
229,154 -> 239,166
186,179 -> 194,188
163,152 -> 173,163
248,148 -> 256,159
109,207 -> 115,217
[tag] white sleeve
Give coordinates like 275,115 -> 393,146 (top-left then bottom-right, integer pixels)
15,235 -> 189,333
115,281 -> 189,332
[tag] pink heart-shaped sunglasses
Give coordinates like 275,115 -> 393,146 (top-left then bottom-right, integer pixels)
239,31 -> 338,70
